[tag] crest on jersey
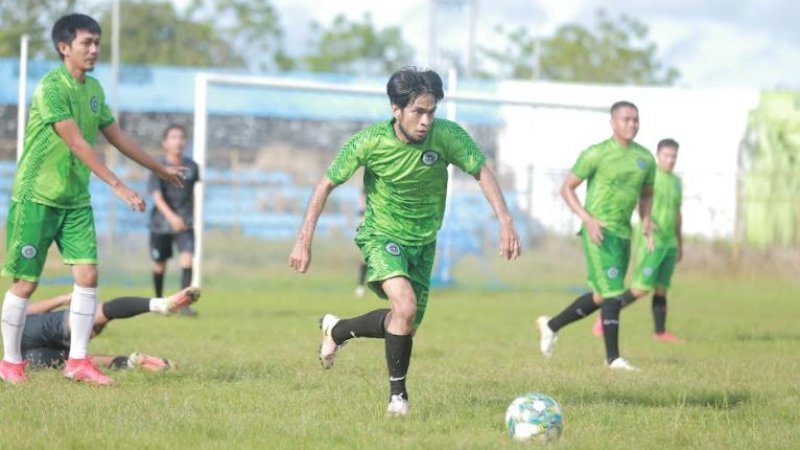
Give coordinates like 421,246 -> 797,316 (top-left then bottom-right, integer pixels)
636,158 -> 648,170
21,245 -> 37,260
385,242 -> 401,256
606,267 -> 619,279
90,96 -> 98,112
643,266 -> 653,277
151,249 -> 161,260
421,150 -> 439,166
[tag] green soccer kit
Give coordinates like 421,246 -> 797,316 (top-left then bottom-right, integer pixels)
572,138 -> 656,297
3,65 -> 114,281
327,118 -> 486,327
632,169 -> 682,290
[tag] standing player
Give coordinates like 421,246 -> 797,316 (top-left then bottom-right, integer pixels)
148,124 -> 200,316
591,138 -> 684,342
536,101 -> 655,371
289,67 -> 521,417
0,13 -> 184,385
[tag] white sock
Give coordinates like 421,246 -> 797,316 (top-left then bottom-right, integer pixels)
149,297 -> 167,314
68,285 -> 98,360
2,291 -> 28,364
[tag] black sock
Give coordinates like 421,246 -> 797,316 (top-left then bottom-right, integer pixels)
153,272 -> 164,298
601,297 -> 622,363
331,309 -> 389,344
102,297 -> 150,320
181,268 -> 193,289
619,289 -> 637,308
109,355 -> 129,369
385,332 -> 412,400
357,263 -> 367,286
548,292 -> 599,332
652,294 -> 667,334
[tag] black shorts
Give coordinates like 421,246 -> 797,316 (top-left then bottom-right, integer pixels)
21,311 -> 71,368
150,230 -> 195,262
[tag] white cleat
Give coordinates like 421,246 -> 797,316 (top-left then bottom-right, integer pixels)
536,316 -> 558,358
607,357 -> 640,372
385,394 -> 409,418
319,314 -> 343,369
354,285 -> 366,298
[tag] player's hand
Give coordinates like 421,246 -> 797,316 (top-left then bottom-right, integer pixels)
584,217 -> 605,245
160,165 -> 187,189
642,217 -> 655,252
168,215 -> 188,232
288,241 -> 312,273
499,222 -> 521,261
113,183 -> 146,212
57,293 -> 72,307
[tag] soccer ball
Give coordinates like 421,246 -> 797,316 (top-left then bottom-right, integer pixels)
505,392 -> 564,443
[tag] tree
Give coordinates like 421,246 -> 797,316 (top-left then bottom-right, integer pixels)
0,0 -> 79,58
303,13 -> 414,76
480,9 -> 680,85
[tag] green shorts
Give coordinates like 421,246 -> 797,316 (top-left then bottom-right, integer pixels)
581,229 -> 631,298
2,201 -> 97,282
355,232 -> 436,329
631,244 -> 678,291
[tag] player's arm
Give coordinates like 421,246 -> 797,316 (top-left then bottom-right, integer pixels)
25,293 -> 72,314
474,165 -> 520,260
289,176 -> 338,273
152,189 -> 187,232
561,173 -> 604,244
638,184 -> 655,250
54,119 -> 146,212
101,123 -> 184,189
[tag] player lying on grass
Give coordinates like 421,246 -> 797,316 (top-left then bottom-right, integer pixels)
20,287 -> 200,374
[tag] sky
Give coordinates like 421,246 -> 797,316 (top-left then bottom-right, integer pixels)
179,0 -> 800,89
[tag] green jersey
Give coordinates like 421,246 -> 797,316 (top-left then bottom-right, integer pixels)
648,169 -> 682,248
572,138 -> 656,239
326,118 -> 486,246
12,64 -> 115,209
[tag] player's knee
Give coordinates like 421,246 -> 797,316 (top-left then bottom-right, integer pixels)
11,279 -> 37,298
73,266 -> 98,287
392,298 -> 417,325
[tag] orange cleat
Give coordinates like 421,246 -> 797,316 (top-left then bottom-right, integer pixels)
64,357 -> 114,385
592,315 -> 603,337
128,352 -> 173,372
653,332 -> 685,344
0,359 -> 27,384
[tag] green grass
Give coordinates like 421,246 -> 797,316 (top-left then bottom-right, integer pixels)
0,237 -> 798,449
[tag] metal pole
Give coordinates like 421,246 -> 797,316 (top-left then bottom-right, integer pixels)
16,34 -> 29,162
191,73 -> 209,288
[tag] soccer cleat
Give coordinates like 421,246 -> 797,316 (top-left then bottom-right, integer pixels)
607,357 -> 640,372
319,314 -> 344,369
128,352 -> 173,372
536,316 -> 558,358
592,315 -> 603,337
166,287 -> 201,315
385,394 -> 409,418
63,357 -> 114,385
354,285 -> 366,298
0,359 -> 27,384
653,332 -> 685,344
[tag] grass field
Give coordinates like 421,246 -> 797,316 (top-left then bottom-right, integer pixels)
0,235 -> 798,449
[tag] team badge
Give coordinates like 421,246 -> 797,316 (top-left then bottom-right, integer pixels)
636,158 -> 647,170
643,267 -> 653,277
385,242 -> 401,256
151,249 -> 161,260
21,245 -> 37,260
606,267 -> 619,279
421,150 -> 439,166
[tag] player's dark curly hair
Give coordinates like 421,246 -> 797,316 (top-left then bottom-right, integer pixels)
52,14 -> 101,60
386,67 -> 444,109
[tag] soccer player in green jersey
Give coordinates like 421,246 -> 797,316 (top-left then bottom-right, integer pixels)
536,101 -> 656,371
590,138 -> 684,343
0,14 -> 184,385
289,67 -> 521,417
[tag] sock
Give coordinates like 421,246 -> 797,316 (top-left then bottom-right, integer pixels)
385,332 -> 413,400
652,294 -> 667,334
331,309 -> 389,344
181,268 -> 193,289
149,297 -> 168,313
109,355 -> 129,369
101,297 -> 150,320
2,291 -> 29,363
601,297 -> 622,363
547,292 -> 598,332
357,263 -> 367,286
618,289 -> 637,308
153,272 -> 164,298
68,285 -> 98,360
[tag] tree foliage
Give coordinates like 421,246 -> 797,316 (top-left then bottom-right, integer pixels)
481,9 -> 680,85
303,13 -> 414,76
0,0 -> 79,59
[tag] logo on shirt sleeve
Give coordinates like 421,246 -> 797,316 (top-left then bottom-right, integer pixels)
421,150 -> 439,166
636,158 -> 648,170
90,96 -> 98,112
385,242 -> 402,256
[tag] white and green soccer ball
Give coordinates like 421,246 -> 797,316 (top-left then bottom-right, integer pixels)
505,392 -> 564,443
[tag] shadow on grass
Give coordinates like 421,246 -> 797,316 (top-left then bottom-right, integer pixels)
734,332 -> 800,342
573,389 -> 750,410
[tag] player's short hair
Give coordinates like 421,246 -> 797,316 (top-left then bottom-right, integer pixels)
162,124 -> 187,140
52,14 -> 101,60
386,67 -> 444,109
610,101 -> 638,115
657,138 -> 680,152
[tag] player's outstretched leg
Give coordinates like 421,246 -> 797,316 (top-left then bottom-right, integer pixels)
319,314 -> 343,369
536,316 -> 558,358
166,287 -> 201,315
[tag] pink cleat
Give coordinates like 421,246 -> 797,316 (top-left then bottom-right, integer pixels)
653,332 -> 685,344
592,315 -> 603,337
64,358 -> 114,385
128,352 -> 173,372
0,360 -> 27,384
166,287 -> 201,314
